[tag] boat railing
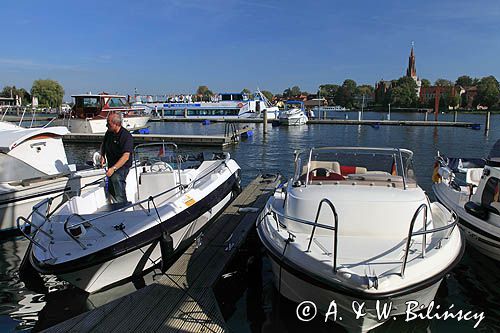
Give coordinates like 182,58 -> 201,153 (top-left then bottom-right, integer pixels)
18,155 -> 230,252
400,203 -> 458,278
267,201 -> 457,278
268,198 -> 339,273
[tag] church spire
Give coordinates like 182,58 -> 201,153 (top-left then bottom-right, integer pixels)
406,42 -> 417,78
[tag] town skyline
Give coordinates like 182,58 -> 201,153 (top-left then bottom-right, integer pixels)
1,0 -> 500,98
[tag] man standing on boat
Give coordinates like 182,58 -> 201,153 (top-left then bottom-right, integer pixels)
100,113 -> 134,203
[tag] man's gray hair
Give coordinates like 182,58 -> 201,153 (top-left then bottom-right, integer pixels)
109,112 -> 122,125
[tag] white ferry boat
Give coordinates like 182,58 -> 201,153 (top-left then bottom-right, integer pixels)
136,91 -> 279,120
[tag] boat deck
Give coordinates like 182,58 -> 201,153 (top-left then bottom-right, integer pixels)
42,174 -> 281,333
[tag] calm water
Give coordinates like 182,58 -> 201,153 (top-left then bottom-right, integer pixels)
1,112 -> 499,332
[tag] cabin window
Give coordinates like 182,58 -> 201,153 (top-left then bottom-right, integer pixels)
481,177 -> 500,214
77,97 -> 100,108
107,97 -> 127,108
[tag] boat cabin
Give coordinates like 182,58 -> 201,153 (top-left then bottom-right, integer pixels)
71,93 -> 134,119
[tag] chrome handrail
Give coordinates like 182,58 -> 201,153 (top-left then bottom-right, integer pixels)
269,199 -> 339,272
16,215 -> 54,252
400,205 -> 458,278
306,198 -> 338,272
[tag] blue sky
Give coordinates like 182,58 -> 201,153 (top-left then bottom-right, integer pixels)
1,0 -> 500,100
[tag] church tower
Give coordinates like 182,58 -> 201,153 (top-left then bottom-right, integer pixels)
405,43 -> 421,96
406,46 -> 417,79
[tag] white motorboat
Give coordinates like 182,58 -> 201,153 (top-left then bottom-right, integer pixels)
0,121 -> 104,234
433,141 -> 500,261
58,93 -> 150,134
19,144 -> 241,293
278,101 -> 308,126
257,147 -> 463,332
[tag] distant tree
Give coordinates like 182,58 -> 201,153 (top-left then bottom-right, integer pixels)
475,76 -> 500,109
446,94 -> 461,109
455,75 -> 474,87
196,85 -> 213,101
31,79 -> 64,107
319,84 -> 339,98
0,86 -> 31,105
390,77 -> 418,107
356,84 -> 374,96
241,88 -> 251,95
283,86 -> 301,98
421,79 -> 431,87
334,79 -> 357,108
261,90 -> 273,101
434,78 -> 453,87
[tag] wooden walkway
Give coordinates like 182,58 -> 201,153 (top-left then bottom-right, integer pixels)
43,174 -> 281,333
62,127 -> 254,147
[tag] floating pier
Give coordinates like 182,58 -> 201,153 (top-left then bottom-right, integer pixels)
150,117 -> 480,128
43,174 -> 281,333
63,127 -> 254,147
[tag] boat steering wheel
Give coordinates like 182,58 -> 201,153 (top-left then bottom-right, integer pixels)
300,168 -> 345,181
151,161 -> 174,172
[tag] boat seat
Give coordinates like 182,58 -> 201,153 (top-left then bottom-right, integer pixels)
340,166 -> 367,176
138,171 -> 178,204
466,168 -> 483,185
302,161 -> 341,175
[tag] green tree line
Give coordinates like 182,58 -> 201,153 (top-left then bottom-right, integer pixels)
1,79 -> 64,107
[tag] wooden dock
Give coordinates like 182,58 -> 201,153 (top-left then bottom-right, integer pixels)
150,117 -> 480,128
43,174 -> 281,333
62,127 -> 254,147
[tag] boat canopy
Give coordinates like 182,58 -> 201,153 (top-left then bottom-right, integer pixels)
292,147 -> 417,188
0,126 -> 69,153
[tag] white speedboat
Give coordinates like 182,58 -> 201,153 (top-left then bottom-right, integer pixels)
19,144 -> 241,293
278,101 -> 308,126
257,147 -> 463,332
0,121 -> 104,234
433,142 -> 500,261
59,93 -> 150,134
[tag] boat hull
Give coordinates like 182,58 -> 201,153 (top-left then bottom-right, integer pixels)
268,255 -> 442,332
0,170 -> 104,234
433,183 -> 500,261
57,190 -> 232,293
66,116 -> 150,134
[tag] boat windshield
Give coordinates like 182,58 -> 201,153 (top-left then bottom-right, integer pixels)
292,147 -> 417,188
107,97 -> 128,108
285,101 -> 304,110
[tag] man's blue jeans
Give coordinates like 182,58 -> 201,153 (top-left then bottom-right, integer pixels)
108,168 -> 129,203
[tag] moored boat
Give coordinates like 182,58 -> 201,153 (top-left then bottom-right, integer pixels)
433,141 -> 500,261
60,93 -> 150,134
257,147 -> 463,331
19,144 -> 241,293
278,101 -> 308,126
0,121 -> 104,235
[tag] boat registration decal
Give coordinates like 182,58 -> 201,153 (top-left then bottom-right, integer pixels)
184,195 -> 196,207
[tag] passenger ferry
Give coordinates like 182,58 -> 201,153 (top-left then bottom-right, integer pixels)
136,91 -> 279,120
